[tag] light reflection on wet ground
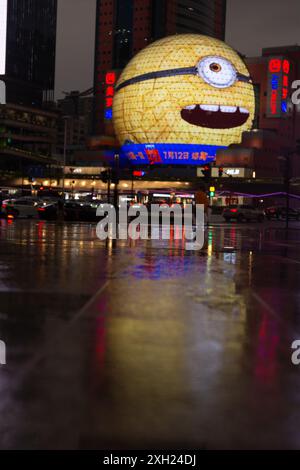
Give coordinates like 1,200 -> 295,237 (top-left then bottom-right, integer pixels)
0,219 -> 300,449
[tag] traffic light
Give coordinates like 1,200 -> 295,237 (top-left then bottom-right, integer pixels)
209,186 -> 215,198
201,164 -> 211,182
101,168 -> 120,185
111,169 -> 119,185
218,167 -> 224,178
100,170 -> 110,183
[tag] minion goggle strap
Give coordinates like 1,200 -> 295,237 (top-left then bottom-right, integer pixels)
116,60 -> 252,93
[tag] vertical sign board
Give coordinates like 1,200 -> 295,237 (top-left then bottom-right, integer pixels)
266,57 -> 290,117
104,71 -> 117,122
0,0 -> 7,104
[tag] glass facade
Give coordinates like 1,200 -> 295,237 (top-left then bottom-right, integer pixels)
113,0 -> 134,69
5,0 -> 57,106
152,0 -> 168,40
176,0 -> 226,38
152,0 -> 226,41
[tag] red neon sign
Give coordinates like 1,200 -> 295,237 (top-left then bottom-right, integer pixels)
283,60 -> 290,74
105,72 -> 116,85
106,86 -> 115,97
133,170 -> 145,177
269,58 -> 281,73
104,71 -> 117,121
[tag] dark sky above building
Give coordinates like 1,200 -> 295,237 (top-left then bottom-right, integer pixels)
55,0 -> 300,98
226,0 -> 300,56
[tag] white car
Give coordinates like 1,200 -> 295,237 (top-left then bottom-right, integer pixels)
2,198 -> 40,218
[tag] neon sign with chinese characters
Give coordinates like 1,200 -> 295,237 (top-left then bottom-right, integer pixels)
121,143 -> 226,166
104,71 -> 116,121
266,57 -> 290,117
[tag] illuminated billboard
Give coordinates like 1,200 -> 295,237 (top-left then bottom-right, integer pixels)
104,71 -> 117,122
113,34 -> 255,165
266,57 -> 290,118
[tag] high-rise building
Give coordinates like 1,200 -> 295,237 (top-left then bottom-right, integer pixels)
93,0 -> 227,134
0,0 -> 57,107
56,91 -> 94,164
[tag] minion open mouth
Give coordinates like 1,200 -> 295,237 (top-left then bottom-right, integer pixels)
181,104 -> 250,129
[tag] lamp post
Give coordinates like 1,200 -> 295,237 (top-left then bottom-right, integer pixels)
62,116 -> 71,199
278,151 -> 292,231
113,154 -> 120,211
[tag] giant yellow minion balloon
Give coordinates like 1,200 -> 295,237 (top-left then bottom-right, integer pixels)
113,34 -> 255,165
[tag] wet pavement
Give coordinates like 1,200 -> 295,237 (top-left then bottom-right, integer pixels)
1,218 -> 300,449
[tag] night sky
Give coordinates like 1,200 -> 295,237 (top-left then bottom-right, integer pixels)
55,0 -> 300,98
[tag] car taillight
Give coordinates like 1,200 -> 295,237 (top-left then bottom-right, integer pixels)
230,209 -> 237,213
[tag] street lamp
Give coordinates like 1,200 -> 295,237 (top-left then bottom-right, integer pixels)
62,115 -> 71,199
278,152 -> 292,231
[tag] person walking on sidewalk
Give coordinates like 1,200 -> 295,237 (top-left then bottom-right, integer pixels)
194,187 -> 209,226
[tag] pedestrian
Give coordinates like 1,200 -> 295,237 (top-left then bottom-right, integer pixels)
194,187 -> 209,226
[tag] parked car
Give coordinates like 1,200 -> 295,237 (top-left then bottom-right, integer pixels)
38,201 -> 99,222
37,202 -> 58,221
265,206 -> 281,219
2,197 -> 40,218
223,205 -> 265,223
265,206 -> 300,220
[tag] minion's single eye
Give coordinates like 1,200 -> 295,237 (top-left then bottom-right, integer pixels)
197,56 -> 237,88
210,63 -> 221,72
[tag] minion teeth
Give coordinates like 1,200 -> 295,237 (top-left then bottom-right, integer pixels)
181,105 -> 250,129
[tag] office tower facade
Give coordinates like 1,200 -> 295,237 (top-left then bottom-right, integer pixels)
0,0 -> 57,107
93,0 -> 227,134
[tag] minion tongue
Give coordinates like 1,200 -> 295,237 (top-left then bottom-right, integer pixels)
181,105 -> 249,129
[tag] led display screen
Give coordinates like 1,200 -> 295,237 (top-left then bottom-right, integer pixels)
123,143 -> 226,165
113,34 -> 255,165
0,0 -> 7,75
